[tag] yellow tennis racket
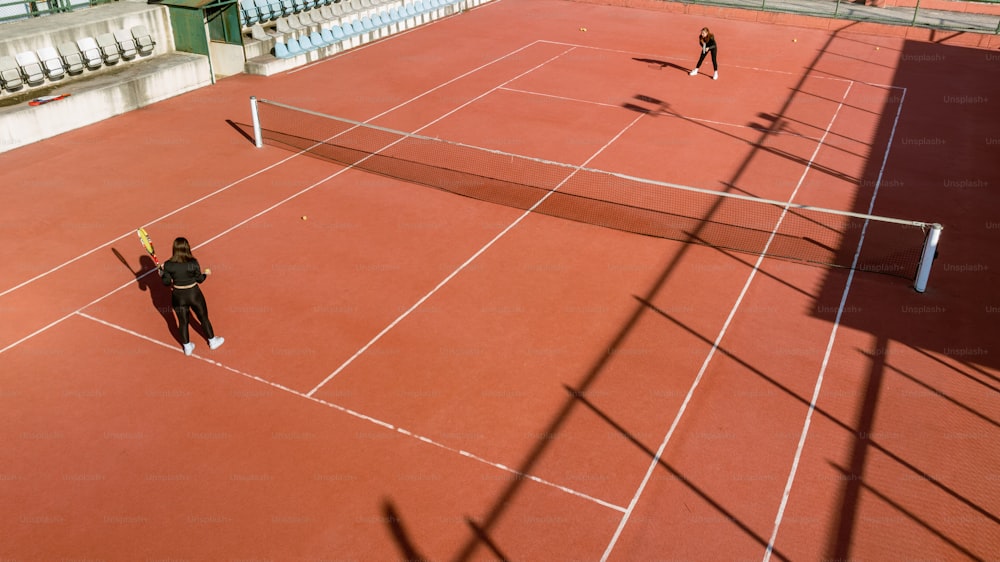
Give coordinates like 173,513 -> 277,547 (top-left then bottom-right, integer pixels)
137,227 -> 159,266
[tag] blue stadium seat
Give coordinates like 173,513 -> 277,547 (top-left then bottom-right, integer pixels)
331,24 -> 347,43
320,27 -> 336,45
360,15 -> 376,34
240,0 -> 260,25
350,18 -> 366,37
253,0 -> 273,22
404,2 -> 419,21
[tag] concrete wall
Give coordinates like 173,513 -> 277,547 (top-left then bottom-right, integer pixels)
0,0 -> 175,56
0,0 -> 214,153
0,52 -> 211,151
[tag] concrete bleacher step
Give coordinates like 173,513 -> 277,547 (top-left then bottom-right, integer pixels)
0,51 -> 210,153
0,0 -> 495,152
245,40 -> 346,76
0,1 -> 174,57
242,0 -> 487,76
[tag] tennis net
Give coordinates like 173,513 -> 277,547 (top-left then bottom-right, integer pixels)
249,97 -> 942,291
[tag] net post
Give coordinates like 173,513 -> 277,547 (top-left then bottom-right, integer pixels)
250,96 -> 263,149
913,223 -> 942,293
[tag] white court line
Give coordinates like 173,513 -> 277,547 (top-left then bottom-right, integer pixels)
534,40 -> 878,85
497,86 -> 823,141
0,161 -> 353,357
75,310 -> 626,513
5,31 -> 890,553
601,81 -> 856,561
0,39 -> 557,356
304,44 -> 591,395
1,38 -> 550,301
0,153 -> 308,300
762,86 -> 908,561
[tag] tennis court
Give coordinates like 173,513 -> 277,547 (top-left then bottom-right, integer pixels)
2,0 -> 997,560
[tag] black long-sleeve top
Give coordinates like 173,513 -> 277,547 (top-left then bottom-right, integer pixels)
161,259 -> 207,287
700,35 -> 717,51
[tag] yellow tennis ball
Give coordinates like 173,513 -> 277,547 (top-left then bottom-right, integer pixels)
793,38 -> 797,42
301,215 -> 307,220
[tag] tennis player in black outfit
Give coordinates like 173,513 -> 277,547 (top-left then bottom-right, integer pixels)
160,237 -> 224,356
689,27 -> 719,80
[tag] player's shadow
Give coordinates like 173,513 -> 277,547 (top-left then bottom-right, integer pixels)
111,248 -> 207,345
632,57 -> 688,72
623,94 -> 671,116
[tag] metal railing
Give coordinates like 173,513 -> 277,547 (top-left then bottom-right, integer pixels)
0,0 -> 117,23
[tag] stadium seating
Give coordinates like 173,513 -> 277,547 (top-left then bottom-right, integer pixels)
239,0 -> 260,27
0,24 -> 163,100
114,29 -> 138,60
274,40 -> 291,58
251,23 -> 272,41
0,56 -> 24,92
57,42 -> 86,75
96,33 -> 122,65
15,52 -> 46,87
76,37 -> 103,70
36,47 -> 67,80
131,26 -> 156,56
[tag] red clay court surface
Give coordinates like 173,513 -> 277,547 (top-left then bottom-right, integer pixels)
2,0 -> 998,560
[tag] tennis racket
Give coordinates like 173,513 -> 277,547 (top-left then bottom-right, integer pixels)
29,93 -> 71,106
137,227 -> 159,266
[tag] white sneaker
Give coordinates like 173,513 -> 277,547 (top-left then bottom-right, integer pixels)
209,336 -> 225,350
183,342 -> 195,356
689,68 -> 698,76
713,71 -> 718,80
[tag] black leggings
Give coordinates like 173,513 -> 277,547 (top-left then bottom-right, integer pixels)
696,47 -> 718,70
172,285 -> 215,344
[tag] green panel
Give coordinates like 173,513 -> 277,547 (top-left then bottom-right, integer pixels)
168,6 -> 208,55
206,3 -> 241,44
223,4 -> 241,43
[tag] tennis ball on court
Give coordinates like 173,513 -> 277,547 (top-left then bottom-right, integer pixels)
793,38 -> 798,42
580,27 -> 587,31
301,215 -> 308,220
